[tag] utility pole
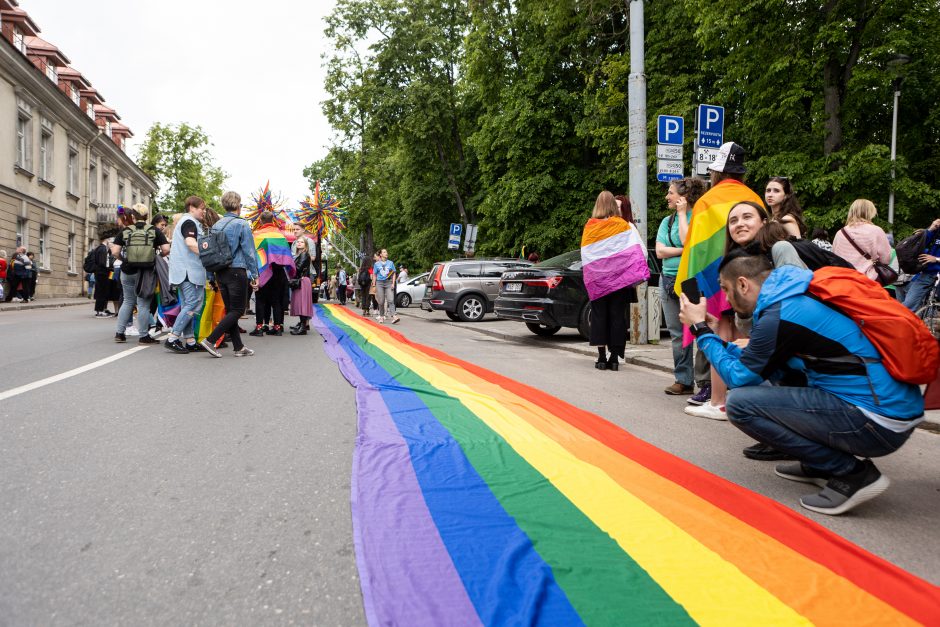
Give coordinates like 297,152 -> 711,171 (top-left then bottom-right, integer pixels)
628,0 -> 648,344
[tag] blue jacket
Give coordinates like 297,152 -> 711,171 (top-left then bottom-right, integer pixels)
215,213 -> 259,280
916,228 -> 940,276
697,265 -> 923,419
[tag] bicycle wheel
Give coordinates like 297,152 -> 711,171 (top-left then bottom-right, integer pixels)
915,301 -> 940,340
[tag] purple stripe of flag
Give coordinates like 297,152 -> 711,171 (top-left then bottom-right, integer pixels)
312,310 -> 480,626
582,245 -> 649,301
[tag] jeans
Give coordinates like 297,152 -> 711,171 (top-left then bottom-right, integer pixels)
115,270 -> 153,336
725,386 -> 912,475
902,272 -> 939,311
660,275 -> 692,385
172,280 -> 205,339
207,267 -> 247,350
375,279 -> 396,318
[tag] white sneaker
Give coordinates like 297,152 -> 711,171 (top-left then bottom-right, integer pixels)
684,401 -> 728,421
125,326 -> 140,336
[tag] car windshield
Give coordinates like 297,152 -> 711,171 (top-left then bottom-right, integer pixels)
536,249 -> 582,271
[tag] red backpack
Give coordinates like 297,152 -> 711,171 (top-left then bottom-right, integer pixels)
807,267 -> 940,385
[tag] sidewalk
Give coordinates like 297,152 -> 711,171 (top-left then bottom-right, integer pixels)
0,296 -> 91,313
398,306 -> 940,432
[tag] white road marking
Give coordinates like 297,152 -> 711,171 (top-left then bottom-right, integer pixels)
0,346 -> 149,402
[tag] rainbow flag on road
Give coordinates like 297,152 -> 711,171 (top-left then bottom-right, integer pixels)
580,217 -> 649,300
253,224 -> 296,286
675,179 -> 764,315
313,304 -> 938,626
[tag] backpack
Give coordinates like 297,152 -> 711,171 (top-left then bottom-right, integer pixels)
807,266 -> 940,384
788,239 -> 854,271
83,248 -> 98,273
197,219 -> 236,272
122,224 -> 157,269
358,269 -> 371,288
896,229 -> 927,274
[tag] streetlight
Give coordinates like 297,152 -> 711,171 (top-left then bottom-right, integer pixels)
886,53 -> 910,229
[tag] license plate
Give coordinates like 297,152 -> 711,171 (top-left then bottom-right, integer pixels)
504,282 -> 522,292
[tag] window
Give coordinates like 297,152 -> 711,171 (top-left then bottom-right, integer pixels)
131,189 -> 138,206
69,84 -> 80,106
39,118 -> 53,181
85,101 -> 94,119
39,225 -> 50,269
118,179 -> 125,205
104,119 -> 112,138
446,263 -> 481,278
45,62 -> 58,83
89,158 -> 98,202
67,140 -> 79,194
13,26 -> 25,53
101,168 -> 110,204
16,218 -> 27,249
68,234 -> 76,272
15,99 -> 33,171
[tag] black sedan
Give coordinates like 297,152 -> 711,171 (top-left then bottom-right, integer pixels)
494,249 -> 661,339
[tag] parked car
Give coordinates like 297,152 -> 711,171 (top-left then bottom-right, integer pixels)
494,248 -> 662,339
395,272 -> 429,308
420,258 -> 533,321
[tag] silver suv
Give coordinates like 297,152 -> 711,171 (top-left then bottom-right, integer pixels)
420,258 -> 533,321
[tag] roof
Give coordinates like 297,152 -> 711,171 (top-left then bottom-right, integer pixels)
93,104 -> 121,120
57,66 -> 91,89
111,122 -> 133,137
1,6 -> 40,35
80,87 -> 105,104
24,35 -> 69,64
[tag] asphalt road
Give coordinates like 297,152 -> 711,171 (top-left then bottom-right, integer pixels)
1,303 -> 938,625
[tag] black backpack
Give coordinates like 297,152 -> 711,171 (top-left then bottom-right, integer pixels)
197,219 -> 236,272
788,238 -> 855,271
896,230 -> 927,274
358,269 -> 372,288
82,248 -> 98,273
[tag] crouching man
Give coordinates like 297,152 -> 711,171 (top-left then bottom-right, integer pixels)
679,252 -> 924,515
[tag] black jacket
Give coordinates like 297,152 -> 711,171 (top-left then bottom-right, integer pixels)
294,251 -> 311,279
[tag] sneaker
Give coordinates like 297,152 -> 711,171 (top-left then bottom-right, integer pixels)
744,442 -> 795,461
248,325 -> 264,337
799,460 -> 890,515
125,326 -> 140,336
95,311 -> 105,317
233,346 -> 255,357
199,339 -> 222,358
687,384 -> 712,405
664,382 -> 694,395
683,401 -> 727,421
391,316 -> 401,324
11,297 -> 23,303
187,342 -> 205,353
114,332 -> 126,343
377,316 -> 385,324
138,335 -> 158,344
775,462 -> 830,487
164,338 -> 189,354
103,311 -> 115,318
270,325 -> 283,336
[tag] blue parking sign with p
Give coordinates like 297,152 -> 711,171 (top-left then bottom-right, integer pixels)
657,115 -> 684,146
450,223 -> 462,236
697,104 -> 724,148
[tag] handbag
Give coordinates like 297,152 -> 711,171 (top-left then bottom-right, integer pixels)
839,228 -> 899,286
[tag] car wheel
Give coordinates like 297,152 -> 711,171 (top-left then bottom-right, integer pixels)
526,322 -> 561,337
578,302 -> 591,340
457,295 -> 485,322
445,311 -> 460,321
396,293 -> 411,308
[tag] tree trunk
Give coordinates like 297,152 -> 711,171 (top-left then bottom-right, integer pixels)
434,137 -> 469,225
823,58 -> 843,156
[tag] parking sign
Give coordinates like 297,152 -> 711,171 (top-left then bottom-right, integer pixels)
696,104 -> 724,148
657,115 -> 684,146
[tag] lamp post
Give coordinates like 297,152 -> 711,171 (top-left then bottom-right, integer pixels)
886,53 -> 910,229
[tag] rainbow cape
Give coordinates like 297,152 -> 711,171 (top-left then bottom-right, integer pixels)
313,304 -> 938,626
580,217 -> 649,300
674,180 -> 764,311
253,224 -> 296,286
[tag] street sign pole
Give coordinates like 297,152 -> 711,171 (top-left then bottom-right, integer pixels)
628,0 -> 648,344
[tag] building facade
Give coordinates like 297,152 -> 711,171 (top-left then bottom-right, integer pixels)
0,0 -> 156,298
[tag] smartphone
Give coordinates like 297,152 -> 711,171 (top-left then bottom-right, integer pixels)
681,277 -> 702,304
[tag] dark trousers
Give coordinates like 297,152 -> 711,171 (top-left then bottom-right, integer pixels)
589,287 -> 629,358
94,272 -> 111,311
256,268 -> 287,327
207,267 -> 248,350
338,283 -> 347,304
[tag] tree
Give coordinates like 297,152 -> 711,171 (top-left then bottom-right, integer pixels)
137,122 -> 227,213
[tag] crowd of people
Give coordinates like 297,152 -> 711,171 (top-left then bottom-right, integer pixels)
82,193 -> 403,357
1,247 -> 39,303
584,141 -> 937,516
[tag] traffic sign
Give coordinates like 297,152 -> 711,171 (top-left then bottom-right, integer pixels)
448,223 -> 462,249
449,223 -> 463,236
696,104 -> 724,148
464,224 -> 478,254
657,115 -> 684,146
656,159 -> 683,182
656,145 -> 683,160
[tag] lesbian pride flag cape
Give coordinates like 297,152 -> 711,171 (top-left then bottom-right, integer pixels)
313,304 -> 938,626
253,224 -> 296,287
580,216 -> 649,300
674,179 -> 763,315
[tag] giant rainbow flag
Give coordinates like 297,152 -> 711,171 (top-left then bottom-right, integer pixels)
253,224 -> 296,286
674,179 -> 764,316
313,304 -> 939,626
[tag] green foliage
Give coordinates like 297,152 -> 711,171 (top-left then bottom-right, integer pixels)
137,123 -> 227,214
313,0 -> 940,266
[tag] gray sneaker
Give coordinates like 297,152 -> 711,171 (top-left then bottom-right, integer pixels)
199,339 -> 222,358
775,462 -> 829,487
799,460 -> 889,516
233,346 -> 255,357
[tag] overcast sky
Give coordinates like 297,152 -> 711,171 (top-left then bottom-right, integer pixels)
23,0 -> 337,207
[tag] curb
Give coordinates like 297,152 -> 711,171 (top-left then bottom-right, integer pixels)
0,300 -> 90,312
401,309 -> 940,432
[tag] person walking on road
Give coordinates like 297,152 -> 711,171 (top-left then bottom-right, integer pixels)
90,238 -> 115,317
200,191 -> 259,357
289,235 -> 313,335
165,196 -> 208,354
337,266 -> 348,305
373,249 -> 399,324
